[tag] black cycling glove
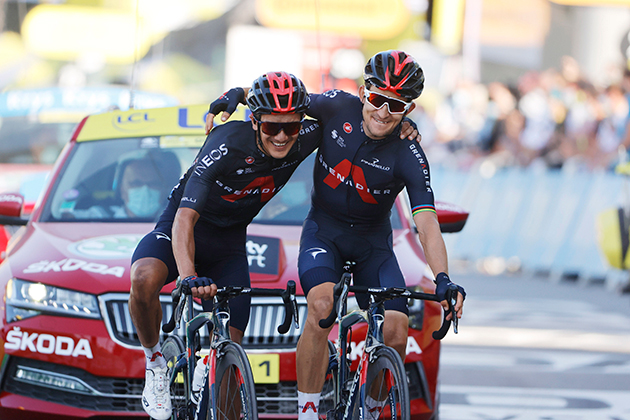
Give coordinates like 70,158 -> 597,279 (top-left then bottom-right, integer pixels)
434,272 -> 466,302
182,275 -> 214,291
208,88 -> 245,116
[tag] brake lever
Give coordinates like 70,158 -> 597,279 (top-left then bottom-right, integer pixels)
450,294 -> 458,334
288,280 -> 299,329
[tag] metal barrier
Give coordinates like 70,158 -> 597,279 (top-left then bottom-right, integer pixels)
431,165 -> 627,288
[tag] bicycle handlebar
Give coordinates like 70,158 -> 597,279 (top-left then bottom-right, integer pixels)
318,277 -> 459,340
162,278 -> 299,335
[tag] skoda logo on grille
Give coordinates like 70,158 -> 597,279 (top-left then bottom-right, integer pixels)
69,234 -> 144,259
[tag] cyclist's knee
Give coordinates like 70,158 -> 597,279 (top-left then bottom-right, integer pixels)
304,284 -> 335,330
130,258 -> 167,299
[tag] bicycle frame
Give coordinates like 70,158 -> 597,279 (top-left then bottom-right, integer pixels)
322,266 -> 457,420
163,279 -> 298,420
331,274 -> 391,420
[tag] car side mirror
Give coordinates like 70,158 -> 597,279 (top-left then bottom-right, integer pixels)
0,193 -> 28,226
435,201 -> 469,233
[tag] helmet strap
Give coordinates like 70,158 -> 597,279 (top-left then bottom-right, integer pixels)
255,124 -> 272,157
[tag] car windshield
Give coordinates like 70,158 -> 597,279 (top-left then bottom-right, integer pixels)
40,143 -> 402,228
41,136 -> 203,223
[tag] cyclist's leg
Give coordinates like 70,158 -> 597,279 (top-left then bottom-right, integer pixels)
297,217 -> 340,418
130,225 -> 179,420
130,226 -> 178,350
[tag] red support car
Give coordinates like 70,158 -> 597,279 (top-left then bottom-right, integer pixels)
0,104 -> 467,419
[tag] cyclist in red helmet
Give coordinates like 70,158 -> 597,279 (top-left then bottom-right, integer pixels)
129,71 -> 321,420
205,50 -> 465,420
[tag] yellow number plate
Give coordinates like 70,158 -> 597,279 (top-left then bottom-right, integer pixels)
247,354 -> 280,384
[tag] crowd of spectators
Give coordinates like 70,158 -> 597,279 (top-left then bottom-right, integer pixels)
413,56 -> 630,173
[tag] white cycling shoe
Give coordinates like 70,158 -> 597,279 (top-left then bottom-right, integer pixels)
142,366 -> 172,420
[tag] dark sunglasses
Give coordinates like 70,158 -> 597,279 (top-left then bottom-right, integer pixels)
363,90 -> 413,114
256,119 -> 303,136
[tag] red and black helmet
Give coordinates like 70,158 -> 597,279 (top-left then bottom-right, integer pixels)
363,50 -> 425,100
246,71 -> 310,119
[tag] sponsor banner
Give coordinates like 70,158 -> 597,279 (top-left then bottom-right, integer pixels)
246,235 -> 280,275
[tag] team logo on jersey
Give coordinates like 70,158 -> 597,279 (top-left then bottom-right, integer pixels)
155,232 -> 171,241
245,156 -> 255,164
331,130 -> 346,148
318,156 -> 392,204
236,168 -> 254,175
305,247 -> 327,259
219,176 -> 278,202
343,122 -> 352,133
360,157 -> 390,172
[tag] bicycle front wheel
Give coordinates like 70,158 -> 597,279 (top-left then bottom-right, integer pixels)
319,340 -> 339,418
353,346 -> 410,420
200,342 -> 258,420
161,335 -> 189,420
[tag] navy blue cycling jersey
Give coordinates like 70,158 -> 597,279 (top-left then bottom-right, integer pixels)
166,119 -> 321,227
307,90 -> 435,224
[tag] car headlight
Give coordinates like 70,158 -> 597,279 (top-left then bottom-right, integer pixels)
407,286 -> 425,330
5,278 -> 101,322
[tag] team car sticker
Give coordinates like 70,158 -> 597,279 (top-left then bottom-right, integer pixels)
347,336 -> 422,361
23,258 -> 125,277
246,235 -> 279,275
5,326 -> 93,359
69,234 -> 143,259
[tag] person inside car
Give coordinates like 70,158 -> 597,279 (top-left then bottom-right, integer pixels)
128,72 -> 322,420
72,153 -> 178,220
204,50 -> 466,420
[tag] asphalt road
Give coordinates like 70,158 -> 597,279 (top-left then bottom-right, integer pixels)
438,268 -> 630,420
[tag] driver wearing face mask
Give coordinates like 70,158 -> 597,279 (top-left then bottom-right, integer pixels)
74,157 -> 165,220
120,159 -> 163,218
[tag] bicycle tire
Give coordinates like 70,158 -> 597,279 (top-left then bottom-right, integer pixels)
161,335 -> 189,420
352,346 -> 410,420
319,340 -> 339,418
199,342 -> 258,420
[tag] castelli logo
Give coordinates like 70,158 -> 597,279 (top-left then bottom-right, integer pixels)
245,156 -> 255,164
343,122 -> 352,134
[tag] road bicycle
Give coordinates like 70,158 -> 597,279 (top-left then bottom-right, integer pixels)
318,262 -> 458,420
161,276 -> 299,420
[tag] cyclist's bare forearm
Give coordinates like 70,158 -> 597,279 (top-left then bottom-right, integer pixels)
172,207 -> 199,280
413,211 -> 465,319
413,212 -> 448,276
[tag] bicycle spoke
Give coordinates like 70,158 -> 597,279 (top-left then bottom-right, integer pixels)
212,343 -> 257,420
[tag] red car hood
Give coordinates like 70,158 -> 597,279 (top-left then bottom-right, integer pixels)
6,220 -> 421,297
7,222 -> 152,295
6,222 -> 299,295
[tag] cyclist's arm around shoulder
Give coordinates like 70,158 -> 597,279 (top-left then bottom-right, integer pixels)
307,90 -> 356,122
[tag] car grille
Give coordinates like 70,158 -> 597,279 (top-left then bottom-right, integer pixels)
100,293 -> 307,350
